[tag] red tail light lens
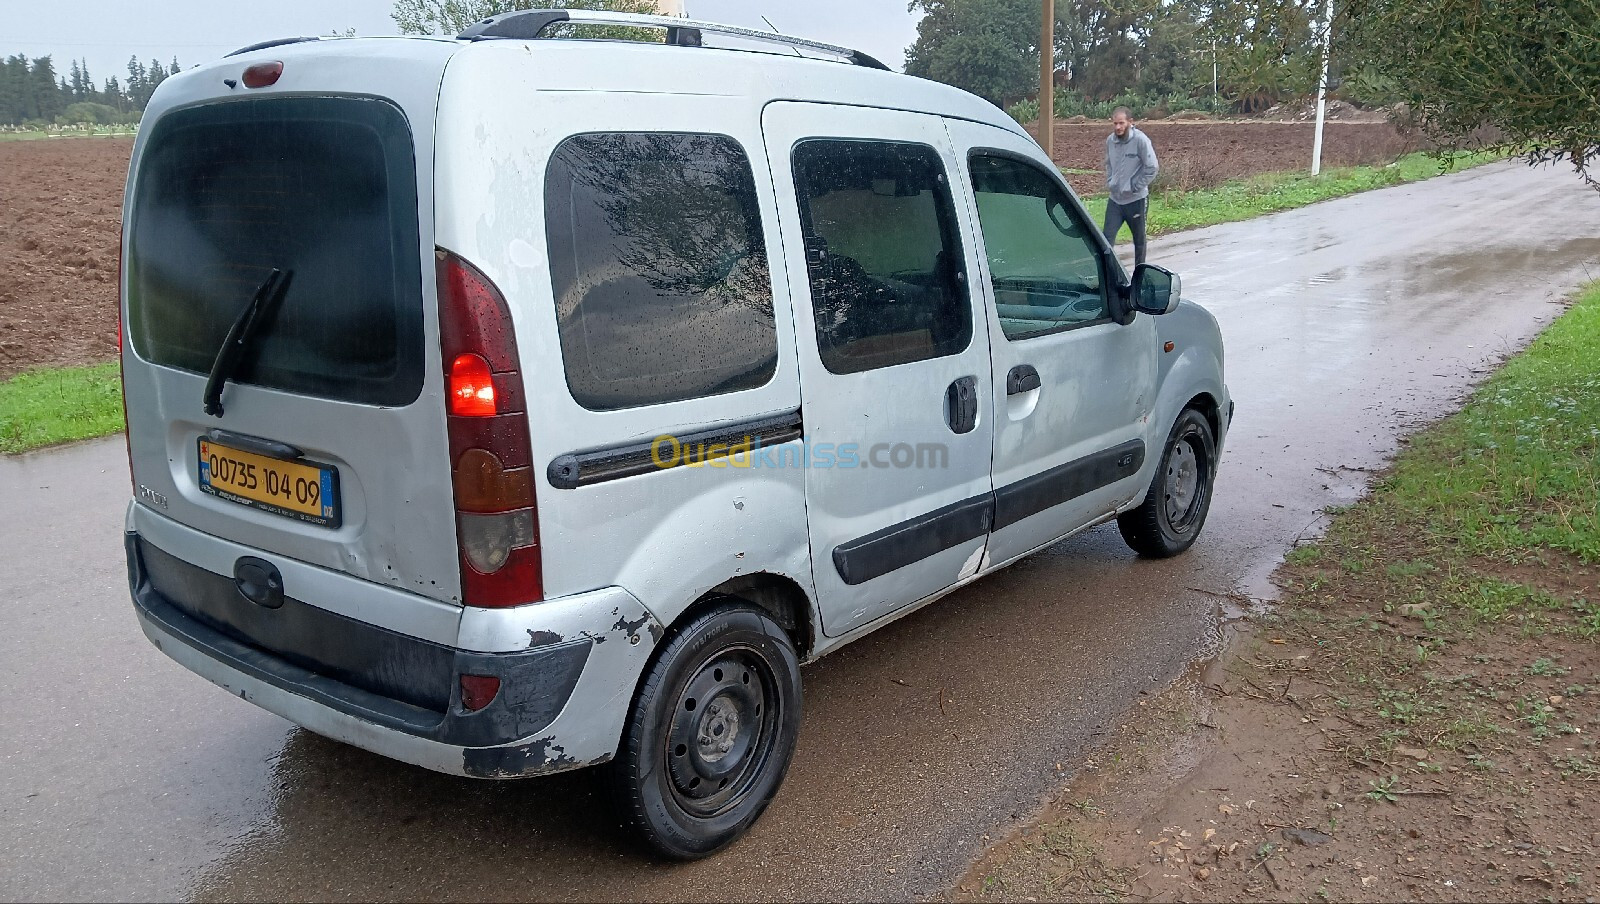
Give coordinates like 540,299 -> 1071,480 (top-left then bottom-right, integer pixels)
242,61 -> 283,88
437,250 -> 542,608
459,674 -> 501,712
449,353 -> 496,417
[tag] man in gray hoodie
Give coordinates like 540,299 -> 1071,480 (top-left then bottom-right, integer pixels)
1102,107 -> 1160,266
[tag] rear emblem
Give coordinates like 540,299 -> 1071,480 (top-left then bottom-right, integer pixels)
137,485 -> 168,509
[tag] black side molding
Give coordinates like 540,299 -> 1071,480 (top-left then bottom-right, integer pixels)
830,438 -> 1147,585
832,494 -> 993,586
994,439 -> 1144,531
547,410 -> 803,490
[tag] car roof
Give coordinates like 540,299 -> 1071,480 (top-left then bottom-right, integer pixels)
446,35 -> 1028,139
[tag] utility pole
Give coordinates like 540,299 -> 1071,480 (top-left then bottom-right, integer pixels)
1311,0 -> 1333,175
1211,39 -> 1217,97
1039,0 -> 1054,158
1195,39 -> 1218,98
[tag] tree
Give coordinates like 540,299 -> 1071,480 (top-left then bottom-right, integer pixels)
393,0 -> 663,40
29,56 -> 64,121
1341,0 -> 1600,185
102,76 -> 126,112
126,56 -> 145,108
1194,0 -> 1322,111
0,56 -> 27,123
69,59 -> 86,100
905,0 -> 1042,106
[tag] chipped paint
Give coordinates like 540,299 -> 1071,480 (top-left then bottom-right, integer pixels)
612,612 -> 651,636
525,629 -> 563,648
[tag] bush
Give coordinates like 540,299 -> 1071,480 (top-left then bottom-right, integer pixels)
59,102 -> 120,126
1009,91 -> 1233,125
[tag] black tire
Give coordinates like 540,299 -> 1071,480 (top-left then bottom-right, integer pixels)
1118,407 -> 1217,558
609,603 -> 803,860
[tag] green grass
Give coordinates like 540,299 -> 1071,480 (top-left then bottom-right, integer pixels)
1081,151 -> 1505,238
1379,282 -> 1600,564
0,363 -> 124,454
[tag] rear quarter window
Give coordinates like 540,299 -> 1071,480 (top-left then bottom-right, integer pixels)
126,96 -> 423,407
545,132 -> 778,411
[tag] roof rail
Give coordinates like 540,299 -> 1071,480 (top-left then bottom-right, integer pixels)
457,9 -> 892,71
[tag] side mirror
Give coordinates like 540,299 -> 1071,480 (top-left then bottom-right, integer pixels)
1131,263 -> 1181,315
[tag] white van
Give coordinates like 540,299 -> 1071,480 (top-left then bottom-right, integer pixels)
120,9 -> 1230,858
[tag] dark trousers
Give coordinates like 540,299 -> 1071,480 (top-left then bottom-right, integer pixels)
1103,197 -> 1149,266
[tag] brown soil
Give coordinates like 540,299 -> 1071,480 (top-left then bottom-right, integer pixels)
0,137 -> 130,380
954,539 -> 1600,902
1039,121 -> 1420,196
0,124 -> 1418,382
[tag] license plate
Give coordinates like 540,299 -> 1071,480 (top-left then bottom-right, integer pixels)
198,439 -> 341,528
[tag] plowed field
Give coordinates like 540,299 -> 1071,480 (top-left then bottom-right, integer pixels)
0,121 -> 1417,379
0,137 -> 129,379
1045,120 -> 1418,195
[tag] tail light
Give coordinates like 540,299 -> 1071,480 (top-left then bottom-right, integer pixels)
459,674 -> 501,712
437,250 -> 542,608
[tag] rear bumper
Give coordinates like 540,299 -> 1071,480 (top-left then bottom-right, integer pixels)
127,528 -> 663,778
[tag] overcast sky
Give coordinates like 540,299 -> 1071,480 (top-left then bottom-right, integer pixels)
2,0 -> 924,87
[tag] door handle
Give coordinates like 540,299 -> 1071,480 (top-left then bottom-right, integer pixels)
946,376 -> 978,435
1007,364 -> 1041,396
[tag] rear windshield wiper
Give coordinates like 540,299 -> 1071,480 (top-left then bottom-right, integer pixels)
203,268 -> 294,418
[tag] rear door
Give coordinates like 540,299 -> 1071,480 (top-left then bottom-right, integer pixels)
944,119 -> 1158,567
121,42 -> 461,601
762,103 -> 995,637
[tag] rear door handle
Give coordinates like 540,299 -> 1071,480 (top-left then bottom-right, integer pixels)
946,376 -> 978,435
1007,364 -> 1041,396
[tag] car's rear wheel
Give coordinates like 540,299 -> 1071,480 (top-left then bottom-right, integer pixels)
1119,407 -> 1217,558
609,602 -> 802,859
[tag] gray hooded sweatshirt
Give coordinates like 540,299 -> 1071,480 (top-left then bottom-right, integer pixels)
1104,126 -> 1160,205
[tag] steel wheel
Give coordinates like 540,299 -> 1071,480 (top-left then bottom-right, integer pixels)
1119,407 -> 1217,558
610,603 -> 803,859
1163,434 -> 1204,531
665,649 -> 779,818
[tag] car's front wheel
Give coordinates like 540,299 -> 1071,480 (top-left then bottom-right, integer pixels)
609,602 -> 802,859
1119,407 -> 1217,558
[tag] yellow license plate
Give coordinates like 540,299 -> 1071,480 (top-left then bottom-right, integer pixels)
198,439 -> 341,528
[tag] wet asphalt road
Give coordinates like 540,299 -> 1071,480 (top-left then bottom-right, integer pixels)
4,161 -> 1599,902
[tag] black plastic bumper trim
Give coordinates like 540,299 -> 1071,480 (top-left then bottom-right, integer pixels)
127,533 -> 589,748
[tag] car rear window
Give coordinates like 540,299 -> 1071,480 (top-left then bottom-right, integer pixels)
126,96 -> 424,407
545,132 -> 777,411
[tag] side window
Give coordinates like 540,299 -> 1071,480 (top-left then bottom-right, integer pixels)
791,140 -> 972,375
546,132 -> 777,411
969,153 -> 1109,340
